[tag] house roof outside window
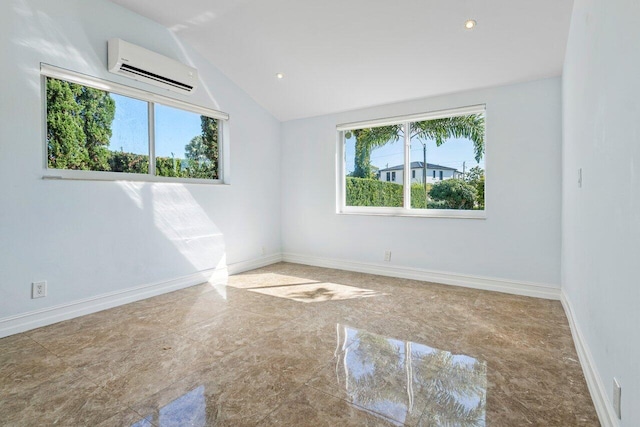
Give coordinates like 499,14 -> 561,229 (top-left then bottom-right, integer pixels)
378,162 -> 459,173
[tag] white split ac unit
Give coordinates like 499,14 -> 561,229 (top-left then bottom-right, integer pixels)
107,38 -> 198,94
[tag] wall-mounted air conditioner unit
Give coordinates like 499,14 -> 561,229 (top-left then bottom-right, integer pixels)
107,38 -> 198,95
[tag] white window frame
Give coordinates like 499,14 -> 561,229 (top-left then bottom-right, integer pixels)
336,104 -> 486,219
41,63 -> 230,185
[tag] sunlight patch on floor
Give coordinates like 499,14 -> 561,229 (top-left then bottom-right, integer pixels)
227,273 -> 320,289
247,282 -> 384,303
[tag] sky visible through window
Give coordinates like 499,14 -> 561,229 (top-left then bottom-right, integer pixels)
109,94 -> 148,156
109,93 -> 202,158
345,134 -> 485,175
155,104 -> 203,159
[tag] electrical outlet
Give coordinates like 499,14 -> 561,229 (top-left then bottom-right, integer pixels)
613,378 -> 621,419
32,281 -> 47,299
384,250 -> 392,262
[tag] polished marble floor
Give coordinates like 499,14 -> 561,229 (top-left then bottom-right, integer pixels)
0,263 -> 598,426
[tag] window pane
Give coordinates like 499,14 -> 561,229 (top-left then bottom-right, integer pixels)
344,126 -> 404,207
154,104 -> 219,179
409,114 -> 485,210
46,77 -> 149,173
109,94 -> 149,173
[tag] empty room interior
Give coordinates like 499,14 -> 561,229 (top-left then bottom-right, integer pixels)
1,0 -> 638,426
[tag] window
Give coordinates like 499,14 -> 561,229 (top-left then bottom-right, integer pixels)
386,172 -> 391,181
42,64 -> 228,183
339,105 -> 486,217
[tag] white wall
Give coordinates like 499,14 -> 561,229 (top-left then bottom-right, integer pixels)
562,0 -> 640,424
282,78 -> 562,286
0,0 -> 281,324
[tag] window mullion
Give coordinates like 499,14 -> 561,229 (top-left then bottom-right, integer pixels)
148,102 -> 156,176
338,131 -> 346,212
403,122 -> 411,210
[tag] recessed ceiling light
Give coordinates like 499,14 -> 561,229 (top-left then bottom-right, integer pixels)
465,19 -> 477,29
276,73 -> 285,79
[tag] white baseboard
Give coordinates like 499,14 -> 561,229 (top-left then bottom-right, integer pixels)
227,253 -> 283,275
281,252 -> 561,300
0,267 -> 228,339
561,291 -> 619,427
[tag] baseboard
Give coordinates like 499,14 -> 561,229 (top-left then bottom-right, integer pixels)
227,253 -> 283,275
281,252 -> 560,300
561,291 -> 619,427
0,267 -> 228,339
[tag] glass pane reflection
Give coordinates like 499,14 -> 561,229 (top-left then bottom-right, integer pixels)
335,325 -> 487,426
137,385 -> 206,427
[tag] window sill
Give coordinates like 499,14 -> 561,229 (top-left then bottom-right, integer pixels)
338,208 -> 486,219
43,170 -> 227,185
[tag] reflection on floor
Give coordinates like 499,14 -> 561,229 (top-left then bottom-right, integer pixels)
142,385 -> 205,426
334,325 -> 486,426
0,262 -> 598,426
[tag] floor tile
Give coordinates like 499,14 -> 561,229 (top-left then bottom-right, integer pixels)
260,386 -> 400,426
174,307 -> 288,356
0,370 -> 126,426
78,333 -> 221,403
129,363 -> 302,426
0,335 -> 72,395
94,409 -> 155,427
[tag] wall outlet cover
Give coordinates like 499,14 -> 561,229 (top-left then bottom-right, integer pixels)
613,378 -> 621,419
32,281 -> 47,299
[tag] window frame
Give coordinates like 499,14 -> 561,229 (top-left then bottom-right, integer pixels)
336,104 -> 486,219
41,63 -> 230,185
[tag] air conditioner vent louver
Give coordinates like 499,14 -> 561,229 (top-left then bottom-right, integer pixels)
108,39 -> 198,95
119,64 -> 194,92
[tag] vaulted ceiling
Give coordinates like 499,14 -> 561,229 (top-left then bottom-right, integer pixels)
109,0 -> 574,121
